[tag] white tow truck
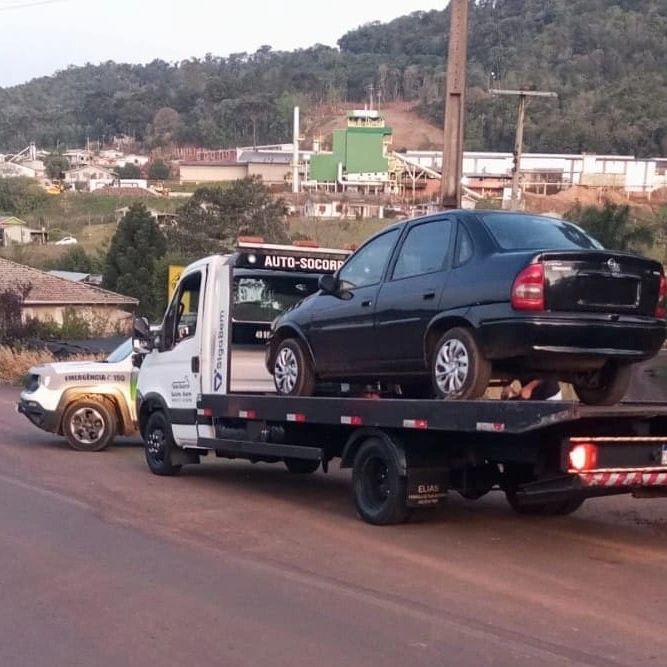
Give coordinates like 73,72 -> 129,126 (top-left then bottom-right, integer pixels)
134,252 -> 667,525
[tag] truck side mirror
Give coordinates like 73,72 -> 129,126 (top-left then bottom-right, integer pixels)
318,274 -> 338,294
133,316 -> 153,354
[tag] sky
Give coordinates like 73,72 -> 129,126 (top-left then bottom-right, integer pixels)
0,0 -> 444,87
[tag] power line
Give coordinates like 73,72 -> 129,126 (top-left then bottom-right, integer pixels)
0,0 -> 73,12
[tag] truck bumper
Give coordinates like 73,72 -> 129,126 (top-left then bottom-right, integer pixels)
17,399 -> 60,433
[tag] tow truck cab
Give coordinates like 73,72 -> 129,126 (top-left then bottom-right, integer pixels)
135,252 -> 667,525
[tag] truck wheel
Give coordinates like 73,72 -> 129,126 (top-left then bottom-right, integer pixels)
505,491 -> 585,516
144,411 -> 182,476
573,362 -> 632,405
62,398 -> 116,452
431,327 -> 491,399
273,338 -> 316,396
284,458 -> 320,474
352,437 -> 410,525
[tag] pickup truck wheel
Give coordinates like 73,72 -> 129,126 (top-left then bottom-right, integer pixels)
432,328 -> 491,400
284,458 -> 320,474
273,338 -> 315,396
144,411 -> 182,476
62,399 -> 116,452
352,438 -> 411,525
572,362 -> 632,406
505,491 -> 585,516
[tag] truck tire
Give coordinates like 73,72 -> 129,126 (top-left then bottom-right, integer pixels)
573,362 -> 632,406
284,458 -> 320,474
62,398 -> 116,452
505,491 -> 585,516
272,338 -> 316,397
143,411 -> 182,476
352,437 -> 411,525
431,328 -> 491,400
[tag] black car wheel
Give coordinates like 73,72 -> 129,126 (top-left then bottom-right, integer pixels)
352,438 -> 411,525
431,328 -> 491,399
572,362 -> 632,406
506,490 -> 585,516
144,411 -> 182,476
273,338 -> 316,396
62,398 -> 116,452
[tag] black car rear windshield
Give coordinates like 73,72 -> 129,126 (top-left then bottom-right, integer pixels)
480,213 -> 603,251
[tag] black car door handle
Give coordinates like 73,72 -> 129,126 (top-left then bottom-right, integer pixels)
423,291 -> 436,300
361,299 -> 373,308
191,356 -> 200,373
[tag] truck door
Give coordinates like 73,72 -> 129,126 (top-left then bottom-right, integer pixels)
153,268 -> 204,446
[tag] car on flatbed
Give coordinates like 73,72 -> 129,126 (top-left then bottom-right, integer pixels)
267,210 -> 667,404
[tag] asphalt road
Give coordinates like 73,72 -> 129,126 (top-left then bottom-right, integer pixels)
2,386 -> 667,666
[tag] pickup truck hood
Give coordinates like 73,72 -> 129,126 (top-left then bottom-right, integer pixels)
30,359 -> 131,378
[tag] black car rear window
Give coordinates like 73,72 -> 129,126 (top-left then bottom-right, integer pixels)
480,213 -> 603,251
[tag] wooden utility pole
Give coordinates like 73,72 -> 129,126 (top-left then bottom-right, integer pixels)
440,0 -> 469,209
489,89 -> 558,210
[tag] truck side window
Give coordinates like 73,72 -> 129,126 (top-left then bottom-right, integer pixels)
163,271 -> 202,350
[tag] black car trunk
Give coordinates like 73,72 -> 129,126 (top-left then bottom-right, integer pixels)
540,251 -> 662,317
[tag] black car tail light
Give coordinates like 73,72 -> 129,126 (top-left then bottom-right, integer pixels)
511,263 -> 545,311
656,274 -> 667,320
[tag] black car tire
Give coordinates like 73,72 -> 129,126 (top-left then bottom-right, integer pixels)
272,338 -> 316,396
62,398 -> 116,452
572,362 -> 632,406
431,327 -> 491,399
352,438 -> 411,525
284,458 -> 320,474
144,411 -> 182,476
505,491 -> 585,516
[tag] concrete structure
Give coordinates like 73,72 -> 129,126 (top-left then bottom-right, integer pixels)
405,150 -> 667,197
0,217 -> 48,246
115,207 -> 177,228
179,151 -> 292,186
115,154 -> 150,168
65,165 -> 115,191
0,162 -> 38,179
309,110 -> 392,192
0,258 -> 137,335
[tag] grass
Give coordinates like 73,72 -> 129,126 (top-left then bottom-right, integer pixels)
288,217 -> 391,247
0,346 -> 99,384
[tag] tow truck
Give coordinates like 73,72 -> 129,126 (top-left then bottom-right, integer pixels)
134,253 -> 667,525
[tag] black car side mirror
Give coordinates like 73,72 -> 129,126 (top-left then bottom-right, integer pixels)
318,274 -> 338,294
134,316 -> 151,340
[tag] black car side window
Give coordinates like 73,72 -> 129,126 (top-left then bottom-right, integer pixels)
454,224 -> 474,267
392,220 -> 451,280
339,229 -> 399,289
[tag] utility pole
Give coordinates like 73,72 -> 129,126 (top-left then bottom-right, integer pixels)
441,0 -> 469,209
489,89 -> 558,210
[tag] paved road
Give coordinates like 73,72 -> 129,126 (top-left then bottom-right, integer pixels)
2,386 -> 667,666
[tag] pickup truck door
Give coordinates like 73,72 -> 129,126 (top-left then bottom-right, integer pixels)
374,218 -> 454,372
149,267 -> 205,446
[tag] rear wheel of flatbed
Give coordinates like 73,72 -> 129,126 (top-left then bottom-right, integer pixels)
144,411 -> 182,476
284,458 -> 320,474
352,437 -> 411,525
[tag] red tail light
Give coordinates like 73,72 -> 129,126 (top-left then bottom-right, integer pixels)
656,274 -> 667,320
511,263 -> 545,311
568,442 -> 598,472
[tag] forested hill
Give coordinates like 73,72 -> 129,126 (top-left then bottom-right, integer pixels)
1,0 -> 665,156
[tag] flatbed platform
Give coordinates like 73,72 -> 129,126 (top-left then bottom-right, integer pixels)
199,394 -> 667,435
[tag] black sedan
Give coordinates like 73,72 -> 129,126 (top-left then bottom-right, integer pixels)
266,211 -> 667,404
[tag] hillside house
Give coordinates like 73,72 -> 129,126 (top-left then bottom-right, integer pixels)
64,165 -> 115,191
0,259 -> 138,335
0,217 -> 48,246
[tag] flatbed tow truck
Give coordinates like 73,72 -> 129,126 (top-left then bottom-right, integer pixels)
134,253 -> 667,525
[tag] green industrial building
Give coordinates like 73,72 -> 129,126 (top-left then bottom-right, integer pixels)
310,111 -> 393,185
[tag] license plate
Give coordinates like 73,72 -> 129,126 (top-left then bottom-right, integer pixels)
662,444 -> 667,466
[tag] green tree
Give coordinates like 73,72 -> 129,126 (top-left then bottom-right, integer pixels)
46,246 -> 103,274
168,177 -> 289,259
566,201 -> 655,252
0,178 -> 48,216
148,159 -> 171,180
103,203 -> 167,318
44,153 -> 70,180
114,163 -> 142,179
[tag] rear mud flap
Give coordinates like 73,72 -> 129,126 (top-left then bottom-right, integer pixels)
406,467 -> 448,508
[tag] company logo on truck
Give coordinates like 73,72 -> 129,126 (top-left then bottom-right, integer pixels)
259,255 -> 345,272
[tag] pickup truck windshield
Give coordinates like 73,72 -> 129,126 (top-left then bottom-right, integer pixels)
106,338 -> 133,363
